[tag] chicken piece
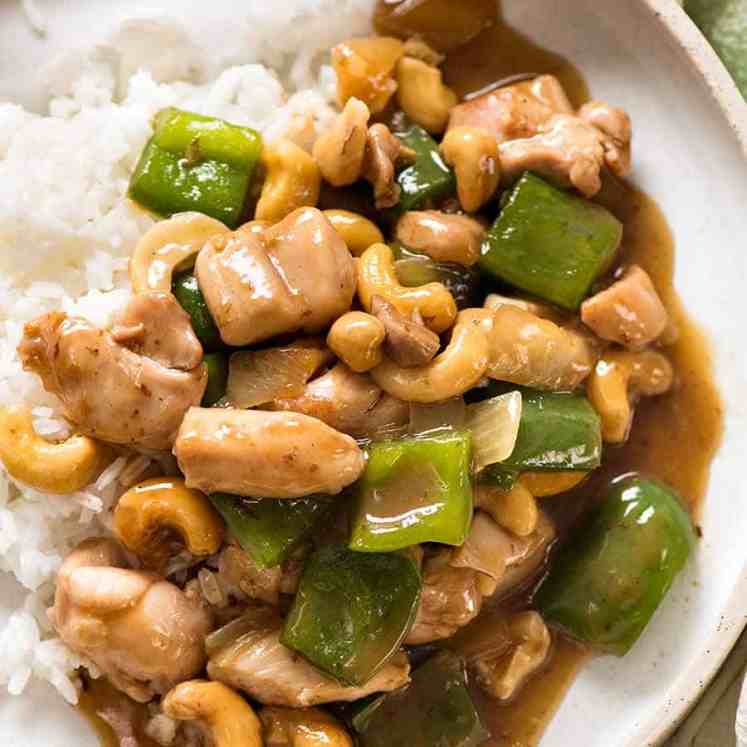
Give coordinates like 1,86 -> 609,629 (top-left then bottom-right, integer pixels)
371,295 -> 440,368
207,606 -> 410,707
448,75 -> 573,143
196,208 -> 356,347
394,211 -> 485,266
50,538 -> 211,703
362,123 -> 414,209
19,311 -> 206,450
578,99 -> 632,177
218,544 -> 301,607
271,363 -> 383,437
470,611 -> 551,701
407,512 -> 556,644
111,292 -> 203,371
174,407 -> 365,498
483,305 -> 599,391
406,548 -> 483,645
581,265 -> 669,349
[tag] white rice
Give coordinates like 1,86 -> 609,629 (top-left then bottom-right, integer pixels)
0,0 -> 372,704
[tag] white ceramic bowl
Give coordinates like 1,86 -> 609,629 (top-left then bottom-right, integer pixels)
0,1 -> 745,745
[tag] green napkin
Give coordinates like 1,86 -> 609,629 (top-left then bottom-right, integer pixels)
685,0 -> 747,97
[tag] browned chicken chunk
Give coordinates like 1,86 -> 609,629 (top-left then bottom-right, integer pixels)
196,208 -> 356,346
173,407 -> 366,498
371,295 -> 441,368
19,305 -> 206,450
50,538 -> 211,703
579,99 -> 632,177
581,265 -> 668,349
448,75 -> 573,143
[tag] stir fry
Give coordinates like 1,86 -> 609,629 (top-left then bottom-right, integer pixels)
2,21 -> 699,747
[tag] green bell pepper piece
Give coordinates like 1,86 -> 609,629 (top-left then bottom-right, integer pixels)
386,124 -> 456,219
355,652 -> 489,747
536,475 -> 696,655
129,107 -> 262,228
349,431 -> 473,552
480,172 -> 622,309
281,546 -> 421,686
172,272 -> 222,350
208,493 -> 331,568
391,243 -> 482,310
487,384 -> 602,472
201,353 -> 228,407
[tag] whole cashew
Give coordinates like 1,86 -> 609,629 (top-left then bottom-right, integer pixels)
261,706 -> 353,747
440,126 -> 501,212
162,680 -> 263,747
357,243 -> 457,333
255,138 -> 321,223
370,309 -> 490,402
327,311 -> 386,372
130,212 -> 230,293
395,56 -> 457,134
519,470 -> 588,497
113,476 -> 225,571
474,482 -> 539,537
0,406 -> 114,494
236,220 -> 270,240
323,209 -> 384,256
586,349 -> 674,443
313,98 -> 370,186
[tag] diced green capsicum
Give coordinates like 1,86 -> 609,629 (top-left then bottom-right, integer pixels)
480,172 -> 622,309
208,493 -> 331,568
386,124 -> 456,219
487,384 -> 601,472
536,475 -> 696,655
349,431 -> 473,552
201,352 -> 228,407
281,546 -> 421,685
172,272 -> 222,351
391,243 -> 482,309
354,652 -> 489,747
129,107 -> 262,228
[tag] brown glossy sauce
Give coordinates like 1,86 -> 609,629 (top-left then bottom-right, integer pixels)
80,3 -> 722,745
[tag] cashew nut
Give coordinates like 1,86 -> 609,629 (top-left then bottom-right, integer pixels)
586,349 -> 674,443
313,98 -> 370,186
162,680 -> 263,747
0,406 -> 114,494
130,212 -> 230,293
474,482 -> 538,537
113,476 -> 225,571
402,37 -> 444,67
261,706 -> 353,747
395,56 -> 457,134
394,210 -> 485,267
370,309 -> 490,402
255,138 -> 321,223
440,126 -> 501,212
323,209 -> 383,256
519,471 -> 588,497
327,311 -> 385,372
357,243 -> 457,333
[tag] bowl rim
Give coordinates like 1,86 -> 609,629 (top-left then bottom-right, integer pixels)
624,2 -> 747,743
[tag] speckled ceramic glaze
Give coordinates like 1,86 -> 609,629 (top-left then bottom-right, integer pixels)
0,1 -> 745,745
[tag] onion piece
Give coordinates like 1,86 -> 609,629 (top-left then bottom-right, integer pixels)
465,391 -> 522,472
226,340 -> 332,408
409,397 -> 466,437
450,511 -> 511,580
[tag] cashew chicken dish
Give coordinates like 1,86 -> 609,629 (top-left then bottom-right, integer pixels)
0,2 -> 723,747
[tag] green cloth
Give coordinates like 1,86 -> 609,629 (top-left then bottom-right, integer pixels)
686,0 -> 747,97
